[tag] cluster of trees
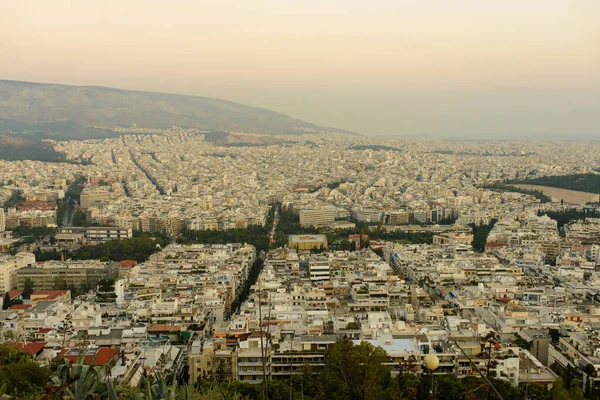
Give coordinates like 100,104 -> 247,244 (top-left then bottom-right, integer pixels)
34,233 -> 171,263
57,175 -> 88,227
0,345 -> 50,398
273,207 -> 436,251
0,133 -> 71,163
307,180 -> 344,193
191,338 -> 578,400
177,225 -> 270,253
434,150 -> 533,157
229,257 -> 264,316
469,220 -> 498,253
33,247 -> 62,262
72,210 -> 87,226
348,144 -> 403,152
0,339 -> 590,400
1,293 -> 22,310
70,233 -> 171,262
366,224 -> 435,244
10,226 -> 55,246
484,183 -> 551,203
51,276 -> 91,298
2,189 -> 24,209
538,208 -> 600,234
508,173 -> 600,195
96,278 -> 117,303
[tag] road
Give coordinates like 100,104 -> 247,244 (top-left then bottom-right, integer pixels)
269,203 -> 280,246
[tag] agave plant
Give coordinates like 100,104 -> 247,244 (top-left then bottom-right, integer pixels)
48,349 -> 117,400
143,372 -> 186,400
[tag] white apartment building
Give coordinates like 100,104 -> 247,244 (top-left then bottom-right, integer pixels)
58,226 -> 133,244
0,252 -> 35,293
387,210 -> 409,225
592,244 -> 600,266
0,210 -> 5,232
84,226 -> 133,243
80,190 -> 110,210
299,208 -> 336,227
308,258 -> 330,282
355,208 -> 384,223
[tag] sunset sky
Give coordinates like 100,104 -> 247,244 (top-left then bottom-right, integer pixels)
2,0 -> 599,138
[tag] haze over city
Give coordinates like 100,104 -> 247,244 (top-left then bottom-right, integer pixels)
3,2 -> 600,400
2,0 -> 599,138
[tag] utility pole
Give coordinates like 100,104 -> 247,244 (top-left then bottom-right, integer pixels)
453,339 -> 503,400
258,281 -> 268,399
289,335 -> 293,400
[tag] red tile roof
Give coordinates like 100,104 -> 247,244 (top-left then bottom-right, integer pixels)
13,341 -> 47,356
31,290 -> 69,300
9,304 -> 32,310
32,290 -> 69,296
7,289 -> 22,300
148,324 -> 181,332
60,347 -> 119,366
119,260 -> 137,269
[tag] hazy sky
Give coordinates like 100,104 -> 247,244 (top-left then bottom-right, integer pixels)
2,0 -> 599,138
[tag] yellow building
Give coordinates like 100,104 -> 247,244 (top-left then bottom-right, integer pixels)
288,235 -> 328,251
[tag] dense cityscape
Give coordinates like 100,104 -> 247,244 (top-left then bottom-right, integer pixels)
2,0 -> 599,398
1,129 -> 600,399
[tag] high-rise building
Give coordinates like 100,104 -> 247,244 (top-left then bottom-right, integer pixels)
0,252 -> 35,293
308,257 -> 330,282
0,210 -> 5,232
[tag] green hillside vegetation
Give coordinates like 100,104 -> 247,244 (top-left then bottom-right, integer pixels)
484,183 -> 551,203
349,144 -> 402,152
434,150 -> 534,157
0,80 -> 357,139
0,133 -> 90,163
508,173 -> 600,194
0,135 -> 67,162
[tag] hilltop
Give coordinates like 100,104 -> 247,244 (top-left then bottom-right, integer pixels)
0,133 -> 69,163
0,80 -> 357,140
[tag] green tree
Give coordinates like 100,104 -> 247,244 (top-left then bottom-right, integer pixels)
22,278 -> 34,299
1,293 -> 10,310
115,385 -> 145,400
513,335 -> 533,351
0,345 -> 50,398
569,379 -> 585,400
432,374 -> 463,400
57,314 -> 74,349
396,373 -> 420,400
53,276 -> 68,290
551,377 -> 572,400
0,345 -> 31,365
549,329 -> 561,343
318,337 -> 396,400
0,362 -> 50,398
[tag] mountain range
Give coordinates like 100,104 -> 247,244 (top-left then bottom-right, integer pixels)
0,80 -> 356,141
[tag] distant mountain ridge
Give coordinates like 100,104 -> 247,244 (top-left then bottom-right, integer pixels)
0,80 -> 357,140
